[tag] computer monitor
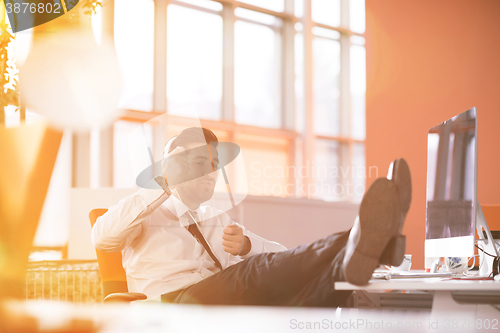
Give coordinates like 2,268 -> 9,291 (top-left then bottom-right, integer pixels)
425,107 -> 498,274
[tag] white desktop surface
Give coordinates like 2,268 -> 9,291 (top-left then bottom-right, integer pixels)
335,276 -> 500,317
335,278 -> 500,291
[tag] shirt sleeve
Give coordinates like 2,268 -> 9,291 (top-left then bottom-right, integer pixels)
91,188 -> 169,253
240,229 -> 288,259
218,212 -> 287,260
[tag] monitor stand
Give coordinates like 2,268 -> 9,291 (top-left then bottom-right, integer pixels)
475,203 -> 499,276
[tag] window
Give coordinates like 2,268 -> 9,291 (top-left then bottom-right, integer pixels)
238,0 -> 285,12
312,35 -> 341,136
114,0 -> 154,111
312,0 -> 341,27
85,0 -> 366,203
234,9 -> 282,128
167,4 -> 223,120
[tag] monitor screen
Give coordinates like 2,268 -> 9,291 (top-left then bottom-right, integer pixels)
425,108 -> 477,257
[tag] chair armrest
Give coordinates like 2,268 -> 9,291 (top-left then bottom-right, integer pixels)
103,292 -> 148,303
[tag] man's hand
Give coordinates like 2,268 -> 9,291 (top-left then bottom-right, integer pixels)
222,224 -> 251,256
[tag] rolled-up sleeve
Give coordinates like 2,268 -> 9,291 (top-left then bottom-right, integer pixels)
240,230 -> 287,259
218,213 -> 287,260
92,189 -> 169,253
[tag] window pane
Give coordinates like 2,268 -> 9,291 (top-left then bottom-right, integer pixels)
312,0 -> 340,27
352,143 -> 366,203
114,121 -> 153,188
166,5 -> 223,120
295,0 -> 303,17
350,35 -> 365,45
115,0 -> 154,111
236,133 -> 290,197
235,21 -> 281,128
350,0 -> 365,33
237,0 -> 285,12
313,38 -> 341,136
350,45 -> 366,140
314,139 -> 341,200
295,33 -> 304,133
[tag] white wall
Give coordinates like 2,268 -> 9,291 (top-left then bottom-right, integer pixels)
233,195 -> 358,249
68,188 -> 137,259
68,189 -> 359,259
34,130 -> 72,247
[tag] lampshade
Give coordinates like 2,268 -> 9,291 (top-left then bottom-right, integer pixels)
19,3 -> 122,132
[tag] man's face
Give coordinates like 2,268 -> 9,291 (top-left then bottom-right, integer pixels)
174,142 -> 219,207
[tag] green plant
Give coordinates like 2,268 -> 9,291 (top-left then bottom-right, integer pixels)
0,20 -> 19,127
81,0 -> 102,15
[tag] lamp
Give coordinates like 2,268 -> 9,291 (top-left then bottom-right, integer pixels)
19,0 -> 122,132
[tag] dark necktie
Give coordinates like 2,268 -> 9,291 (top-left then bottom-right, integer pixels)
184,211 -> 223,271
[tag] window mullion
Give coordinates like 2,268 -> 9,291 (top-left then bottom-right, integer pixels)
340,0 -> 350,29
154,0 -> 168,113
222,1 -> 235,123
340,36 -> 351,196
99,0 -> 115,187
302,0 -> 314,198
153,0 -> 169,160
96,126 -> 114,187
222,0 -> 236,187
283,0 -> 295,196
340,0 -> 352,200
282,0 -> 295,130
72,132 -> 91,187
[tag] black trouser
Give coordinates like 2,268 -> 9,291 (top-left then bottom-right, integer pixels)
168,230 -> 352,307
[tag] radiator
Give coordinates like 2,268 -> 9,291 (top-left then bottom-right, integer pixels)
25,261 -> 103,303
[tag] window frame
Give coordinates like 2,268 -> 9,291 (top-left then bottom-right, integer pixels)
79,0 -> 366,202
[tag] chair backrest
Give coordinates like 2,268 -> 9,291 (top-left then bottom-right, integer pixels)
89,208 -> 128,297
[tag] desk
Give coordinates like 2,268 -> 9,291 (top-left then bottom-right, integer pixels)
336,278 -> 500,317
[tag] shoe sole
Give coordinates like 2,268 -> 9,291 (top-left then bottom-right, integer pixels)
391,158 -> 412,219
380,158 -> 412,266
343,178 -> 400,285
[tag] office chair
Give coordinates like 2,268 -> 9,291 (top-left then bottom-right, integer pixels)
89,209 -> 147,303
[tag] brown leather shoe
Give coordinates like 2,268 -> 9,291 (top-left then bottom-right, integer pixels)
342,158 -> 412,286
343,178 -> 401,285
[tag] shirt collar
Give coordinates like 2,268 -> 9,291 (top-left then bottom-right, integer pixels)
164,195 -> 199,227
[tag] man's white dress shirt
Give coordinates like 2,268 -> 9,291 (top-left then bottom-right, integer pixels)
92,189 -> 286,299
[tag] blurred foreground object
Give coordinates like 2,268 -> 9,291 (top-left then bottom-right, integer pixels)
0,122 -> 62,299
19,1 -> 122,132
0,301 -> 98,333
0,2 -> 19,125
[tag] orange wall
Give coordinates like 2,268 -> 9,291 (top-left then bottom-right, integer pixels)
365,0 -> 500,268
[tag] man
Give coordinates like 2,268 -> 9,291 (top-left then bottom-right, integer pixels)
92,127 -> 411,307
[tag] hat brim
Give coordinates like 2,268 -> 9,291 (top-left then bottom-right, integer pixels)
136,142 -> 241,189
